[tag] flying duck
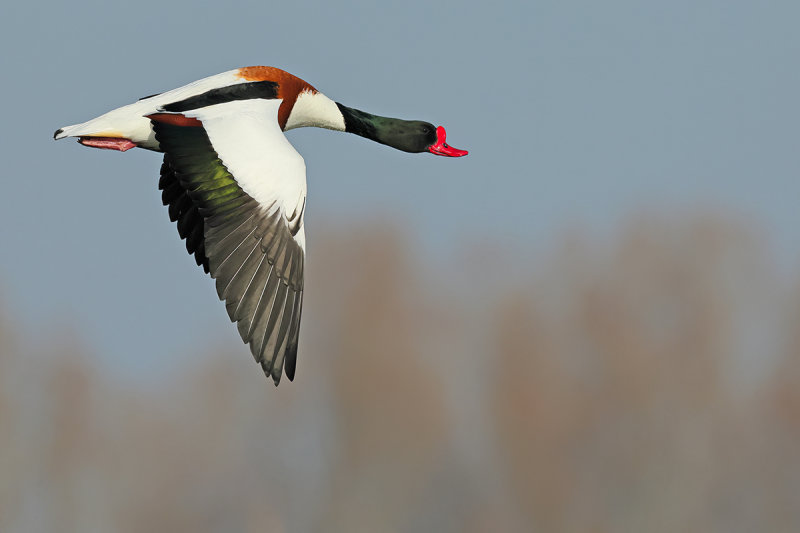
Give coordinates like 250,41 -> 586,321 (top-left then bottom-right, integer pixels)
53,66 -> 467,385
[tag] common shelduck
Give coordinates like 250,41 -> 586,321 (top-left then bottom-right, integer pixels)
54,66 -> 467,385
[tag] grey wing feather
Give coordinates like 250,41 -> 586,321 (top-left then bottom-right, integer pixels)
153,122 -> 305,384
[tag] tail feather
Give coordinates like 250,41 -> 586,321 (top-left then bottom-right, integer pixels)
53,103 -> 158,150
53,69 -> 252,149
54,123 -> 85,140
53,115 -> 126,140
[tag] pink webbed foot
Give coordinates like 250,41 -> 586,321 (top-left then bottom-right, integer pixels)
78,137 -> 137,152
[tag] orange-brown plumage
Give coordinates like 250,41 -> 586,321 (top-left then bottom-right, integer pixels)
147,113 -> 203,128
237,66 -> 318,130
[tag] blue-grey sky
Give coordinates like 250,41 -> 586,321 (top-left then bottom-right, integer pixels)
1,1 -> 798,377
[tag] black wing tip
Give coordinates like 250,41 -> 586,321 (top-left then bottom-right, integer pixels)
257,344 -> 298,386
53,128 -> 63,140
260,359 -> 282,386
285,344 -> 297,381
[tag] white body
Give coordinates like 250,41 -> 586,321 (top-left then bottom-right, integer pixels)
55,69 -> 346,151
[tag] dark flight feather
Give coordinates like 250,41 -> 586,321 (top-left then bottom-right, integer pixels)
153,120 -> 304,384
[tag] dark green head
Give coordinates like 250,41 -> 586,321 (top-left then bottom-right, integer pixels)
336,103 -> 468,157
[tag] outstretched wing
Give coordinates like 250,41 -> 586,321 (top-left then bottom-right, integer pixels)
151,99 -> 306,385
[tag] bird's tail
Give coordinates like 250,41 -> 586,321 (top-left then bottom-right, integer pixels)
53,101 -> 156,151
53,122 -> 90,140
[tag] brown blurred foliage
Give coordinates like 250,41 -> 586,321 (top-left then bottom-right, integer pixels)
1,215 -> 799,532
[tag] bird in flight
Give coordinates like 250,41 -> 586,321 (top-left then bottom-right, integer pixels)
54,66 -> 467,385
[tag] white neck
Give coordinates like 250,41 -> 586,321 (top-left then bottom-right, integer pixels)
283,90 -> 346,132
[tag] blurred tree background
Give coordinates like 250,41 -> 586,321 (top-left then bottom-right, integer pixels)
1,213 -> 798,533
